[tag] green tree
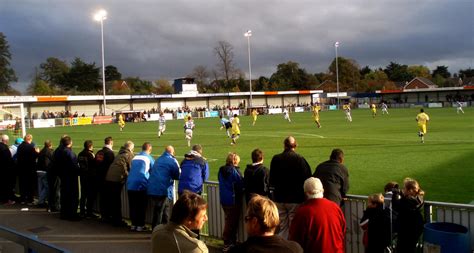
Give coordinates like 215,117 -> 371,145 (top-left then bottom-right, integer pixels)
360,65 -> 372,77
27,79 -> 56,95
407,65 -> 430,78
384,62 -> 413,82
254,76 -> 270,91
105,65 -> 122,82
63,58 -> 101,93
154,79 -> 174,94
432,65 -> 451,78
328,57 -> 361,91
39,57 -> 69,88
459,68 -> 474,79
269,61 -> 317,90
124,77 -> 153,94
0,33 -> 18,93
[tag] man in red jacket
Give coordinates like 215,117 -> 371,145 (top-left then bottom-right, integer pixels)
289,177 -> 346,253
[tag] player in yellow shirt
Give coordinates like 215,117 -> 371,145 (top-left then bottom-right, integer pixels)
251,109 -> 258,126
231,114 -> 240,145
118,113 -> 125,131
343,103 -> 352,122
371,103 -> 377,118
416,109 -> 430,143
312,104 -> 321,128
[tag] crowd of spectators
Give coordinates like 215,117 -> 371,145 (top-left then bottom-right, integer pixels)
0,133 -> 426,253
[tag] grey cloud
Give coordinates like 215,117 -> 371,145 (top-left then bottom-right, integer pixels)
1,0 -> 472,92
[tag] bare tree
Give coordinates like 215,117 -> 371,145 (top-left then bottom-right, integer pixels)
214,40 -> 236,85
190,65 -> 209,86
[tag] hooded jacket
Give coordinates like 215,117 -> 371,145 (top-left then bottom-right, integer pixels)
218,165 -> 244,206
178,150 -> 209,194
243,163 -> 270,202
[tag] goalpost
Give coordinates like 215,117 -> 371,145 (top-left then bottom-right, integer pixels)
0,103 -> 26,138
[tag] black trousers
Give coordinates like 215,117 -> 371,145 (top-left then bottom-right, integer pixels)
47,172 -> 60,211
222,204 -> 242,246
150,195 -> 171,229
19,169 -> 36,203
128,190 -> 148,227
80,175 -> 97,215
59,175 -> 79,219
103,181 -> 124,224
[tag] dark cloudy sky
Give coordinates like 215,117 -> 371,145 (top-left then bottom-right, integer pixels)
1,0 -> 473,92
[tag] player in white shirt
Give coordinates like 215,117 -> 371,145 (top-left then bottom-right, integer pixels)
183,116 -> 195,147
158,113 -> 166,138
456,101 -> 465,114
219,115 -> 232,138
381,102 -> 389,115
283,108 -> 291,122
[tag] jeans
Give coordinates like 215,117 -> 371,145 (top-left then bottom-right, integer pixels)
150,195 -> 171,230
37,171 -> 49,204
275,202 -> 299,240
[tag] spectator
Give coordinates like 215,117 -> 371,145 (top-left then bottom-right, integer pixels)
17,134 -> 39,204
359,193 -> 392,253
229,195 -> 303,253
313,148 -> 349,206
48,136 -> 65,213
243,148 -> 270,203
36,140 -> 54,209
289,177 -> 346,253
152,191 -> 209,253
395,178 -> 425,253
103,140 -> 134,226
54,136 -> 81,221
77,140 -> 98,218
148,145 -> 180,230
178,144 -> 209,195
269,136 -> 312,239
127,142 -> 154,232
96,136 -> 115,220
0,134 -> 14,204
218,152 -> 244,252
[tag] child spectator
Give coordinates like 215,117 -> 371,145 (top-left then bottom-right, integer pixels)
395,178 -> 425,253
360,193 -> 392,253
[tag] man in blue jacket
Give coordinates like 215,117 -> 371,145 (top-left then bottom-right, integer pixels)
127,142 -> 154,231
178,144 -> 209,196
147,145 -> 180,230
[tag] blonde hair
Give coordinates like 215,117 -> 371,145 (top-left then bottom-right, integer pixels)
247,195 -> 279,233
368,193 -> 384,207
225,152 -> 240,166
403,178 -> 425,197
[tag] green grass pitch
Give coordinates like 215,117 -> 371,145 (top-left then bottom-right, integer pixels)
20,107 -> 474,204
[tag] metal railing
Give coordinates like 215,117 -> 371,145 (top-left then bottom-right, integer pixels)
118,181 -> 474,252
0,225 -> 70,253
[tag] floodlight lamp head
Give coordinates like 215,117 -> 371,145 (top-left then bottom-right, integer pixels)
244,30 -> 252,37
94,9 -> 107,22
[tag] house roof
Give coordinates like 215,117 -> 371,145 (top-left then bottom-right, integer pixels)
404,77 -> 438,89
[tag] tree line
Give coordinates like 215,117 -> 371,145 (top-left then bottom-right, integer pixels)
1,33 -> 473,95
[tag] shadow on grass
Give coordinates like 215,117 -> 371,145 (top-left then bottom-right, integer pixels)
408,150 -> 474,204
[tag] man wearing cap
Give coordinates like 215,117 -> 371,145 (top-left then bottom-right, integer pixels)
289,177 -> 346,253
